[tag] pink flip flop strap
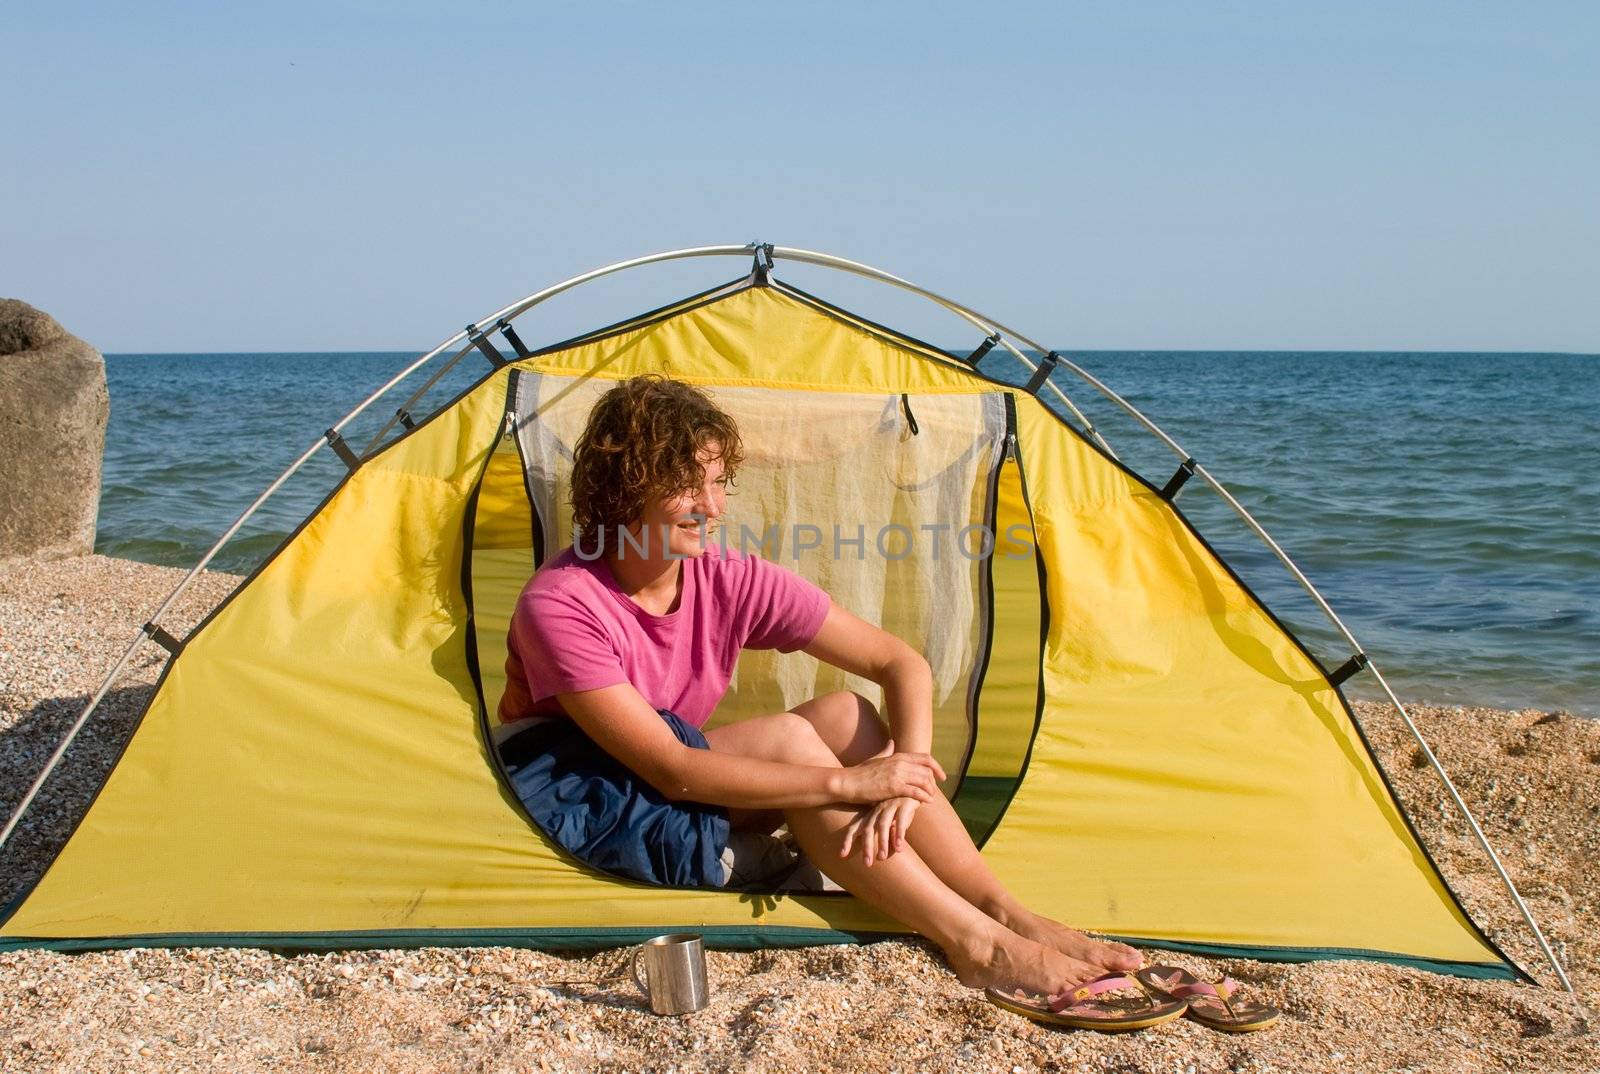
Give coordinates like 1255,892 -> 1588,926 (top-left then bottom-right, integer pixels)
1171,976 -> 1238,1000
1051,973 -> 1137,1010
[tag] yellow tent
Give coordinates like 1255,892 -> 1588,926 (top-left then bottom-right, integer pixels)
0,248 -> 1530,981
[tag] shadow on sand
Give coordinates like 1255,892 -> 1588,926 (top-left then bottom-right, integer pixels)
0,685 -> 155,909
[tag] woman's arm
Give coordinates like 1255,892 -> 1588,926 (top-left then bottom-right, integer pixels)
801,601 -> 939,864
801,601 -> 935,755
555,682 -> 942,810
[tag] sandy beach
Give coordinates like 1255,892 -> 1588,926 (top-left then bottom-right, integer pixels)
0,554 -> 1593,1073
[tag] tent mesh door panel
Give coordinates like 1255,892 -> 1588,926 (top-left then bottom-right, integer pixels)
471,373 -> 1032,795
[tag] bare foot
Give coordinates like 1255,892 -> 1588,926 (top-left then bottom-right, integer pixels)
947,926 -> 1103,999
1003,909 -> 1142,972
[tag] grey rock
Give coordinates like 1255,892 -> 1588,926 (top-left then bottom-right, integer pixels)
0,299 -> 109,562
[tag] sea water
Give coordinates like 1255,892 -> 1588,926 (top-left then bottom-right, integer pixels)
98,349 -> 1599,716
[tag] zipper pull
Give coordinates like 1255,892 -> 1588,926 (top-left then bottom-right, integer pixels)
899,393 -> 920,436
1003,431 -> 1016,460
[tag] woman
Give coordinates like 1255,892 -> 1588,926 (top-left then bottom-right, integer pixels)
497,373 -> 1143,1003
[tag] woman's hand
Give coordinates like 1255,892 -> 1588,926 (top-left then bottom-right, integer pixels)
840,796 -> 921,866
834,740 -> 946,805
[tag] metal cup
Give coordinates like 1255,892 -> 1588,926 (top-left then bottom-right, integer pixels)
631,932 -> 709,1015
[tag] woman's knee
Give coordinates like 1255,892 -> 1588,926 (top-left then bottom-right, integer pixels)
796,690 -> 889,765
770,711 -> 843,768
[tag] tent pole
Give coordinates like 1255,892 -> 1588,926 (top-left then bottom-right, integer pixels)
0,316 -> 516,859
925,328 -> 1571,991
358,340 -> 478,454
0,635 -> 149,853
764,249 -> 1116,455
989,338 -> 1118,458
361,267 -> 753,454
5,243 -> 1567,989
0,434 -> 326,859
0,245 -> 758,860
762,245 -> 1571,990
1367,663 -> 1575,993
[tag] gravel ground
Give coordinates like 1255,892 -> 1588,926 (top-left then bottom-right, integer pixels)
0,554 -> 1594,1073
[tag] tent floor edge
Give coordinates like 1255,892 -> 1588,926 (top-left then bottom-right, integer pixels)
0,925 -> 905,955
0,928 -> 1524,982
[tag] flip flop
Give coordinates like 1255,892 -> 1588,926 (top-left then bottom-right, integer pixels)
1133,965 -> 1281,1033
985,971 -> 1187,1033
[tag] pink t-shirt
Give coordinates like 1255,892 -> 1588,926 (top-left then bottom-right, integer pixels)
498,542 -> 833,729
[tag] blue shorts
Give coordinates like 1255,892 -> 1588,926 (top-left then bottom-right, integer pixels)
498,708 -> 731,888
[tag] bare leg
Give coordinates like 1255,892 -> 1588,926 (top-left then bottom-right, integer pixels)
791,691 -> 1141,973
705,711 -> 1105,996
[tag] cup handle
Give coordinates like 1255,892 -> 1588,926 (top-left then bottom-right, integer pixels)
632,946 -> 649,996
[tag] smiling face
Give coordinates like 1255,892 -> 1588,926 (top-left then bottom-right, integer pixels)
569,374 -> 744,555
630,443 -> 728,558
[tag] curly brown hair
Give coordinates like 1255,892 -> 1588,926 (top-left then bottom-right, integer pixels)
569,374 -> 744,536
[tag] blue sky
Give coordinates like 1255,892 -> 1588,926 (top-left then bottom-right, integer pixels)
4,2 -> 1596,353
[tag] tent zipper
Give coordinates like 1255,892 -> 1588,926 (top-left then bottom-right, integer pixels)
952,397 -> 1016,809
899,393 -> 919,436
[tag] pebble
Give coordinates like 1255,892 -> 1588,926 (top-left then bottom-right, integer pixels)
391,969 -> 427,989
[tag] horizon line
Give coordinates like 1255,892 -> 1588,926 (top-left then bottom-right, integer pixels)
101,346 -> 1600,359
